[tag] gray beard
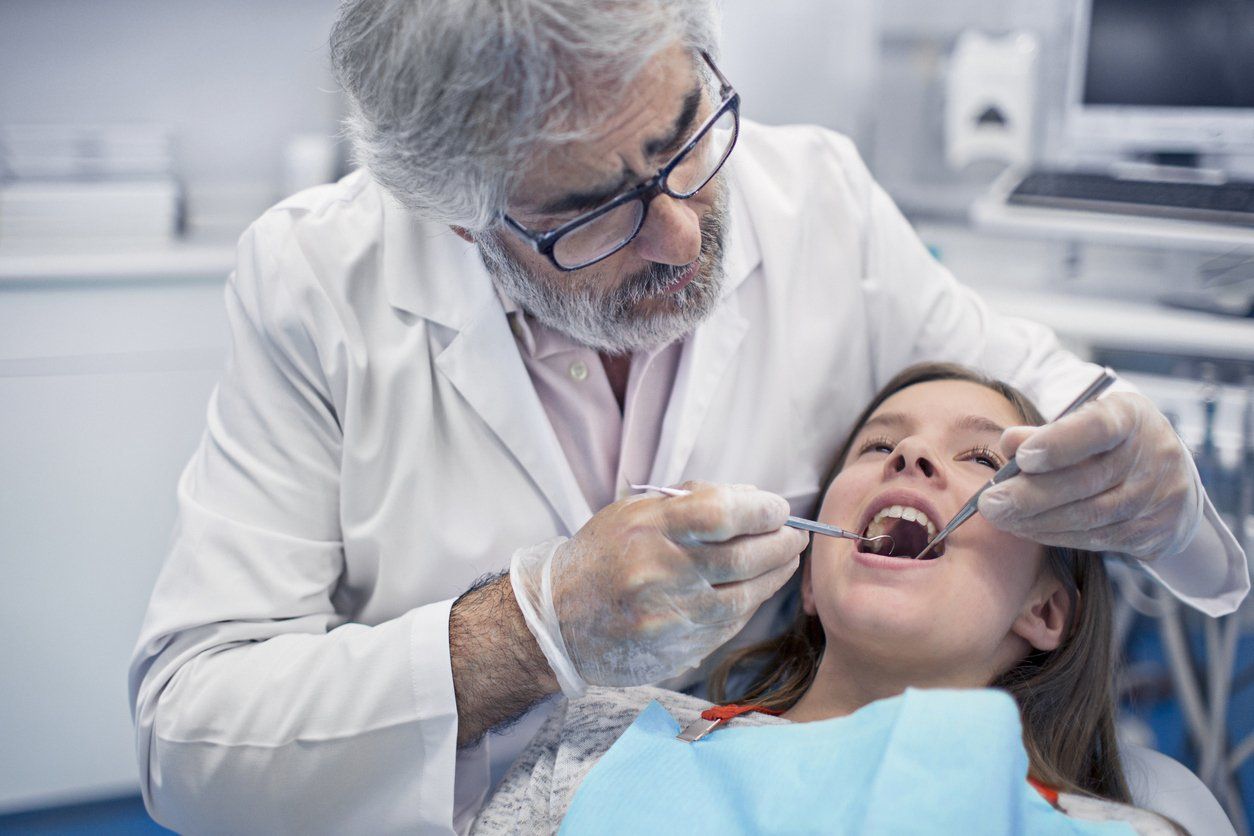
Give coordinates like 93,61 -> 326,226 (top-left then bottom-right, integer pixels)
477,190 -> 729,355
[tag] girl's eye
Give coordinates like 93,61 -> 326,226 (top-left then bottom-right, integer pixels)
962,446 -> 1004,471
858,436 -> 896,456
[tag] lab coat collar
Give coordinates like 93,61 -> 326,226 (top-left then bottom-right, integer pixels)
720,167 -> 761,300
435,301 -> 596,534
380,193 -> 498,332
373,194 -> 589,532
648,287 -> 749,487
645,164 -> 758,485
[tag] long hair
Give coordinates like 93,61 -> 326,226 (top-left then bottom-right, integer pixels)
709,362 -> 1130,803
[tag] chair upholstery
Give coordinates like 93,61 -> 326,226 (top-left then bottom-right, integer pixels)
1122,744 -> 1235,835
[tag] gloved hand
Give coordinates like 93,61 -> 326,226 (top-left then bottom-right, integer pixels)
978,391 -> 1202,559
510,482 -> 808,698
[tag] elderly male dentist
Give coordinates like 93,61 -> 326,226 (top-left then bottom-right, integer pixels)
130,0 -> 1248,832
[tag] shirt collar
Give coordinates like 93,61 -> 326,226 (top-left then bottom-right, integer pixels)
495,286 -> 539,357
497,286 -> 595,361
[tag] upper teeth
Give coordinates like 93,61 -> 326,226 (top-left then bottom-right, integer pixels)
865,504 -> 938,545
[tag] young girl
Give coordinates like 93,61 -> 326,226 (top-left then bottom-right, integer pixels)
470,363 -> 1200,834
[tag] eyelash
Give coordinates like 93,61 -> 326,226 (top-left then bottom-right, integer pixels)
961,445 -> 1004,471
858,436 -> 897,455
857,437 -> 1004,470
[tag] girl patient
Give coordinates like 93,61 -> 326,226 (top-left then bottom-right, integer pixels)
471,363 -> 1187,834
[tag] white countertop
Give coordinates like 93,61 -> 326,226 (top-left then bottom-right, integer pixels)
916,221 -> 1254,363
0,237 -> 237,283
977,286 -> 1254,362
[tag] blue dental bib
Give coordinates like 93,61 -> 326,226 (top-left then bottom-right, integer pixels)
559,688 -> 1132,835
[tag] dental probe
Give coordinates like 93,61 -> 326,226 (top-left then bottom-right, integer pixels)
912,366 -> 1119,560
628,483 -> 895,550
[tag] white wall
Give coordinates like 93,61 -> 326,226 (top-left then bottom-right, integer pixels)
0,0 -> 344,233
0,276 -> 229,810
720,0 -> 879,150
0,0 -> 339,810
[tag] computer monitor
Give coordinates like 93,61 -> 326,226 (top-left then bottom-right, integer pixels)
1066,0 -> 1254,158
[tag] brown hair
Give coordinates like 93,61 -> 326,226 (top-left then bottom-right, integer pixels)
709,362 -> 1130,802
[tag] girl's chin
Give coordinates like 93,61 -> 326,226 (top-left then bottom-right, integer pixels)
825,606 -> 935,647
824,584 -> 954,632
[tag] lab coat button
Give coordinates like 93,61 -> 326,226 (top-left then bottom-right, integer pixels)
569,361 -> 588,381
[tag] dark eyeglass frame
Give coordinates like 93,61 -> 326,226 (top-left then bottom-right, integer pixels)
501,50 -> 740,271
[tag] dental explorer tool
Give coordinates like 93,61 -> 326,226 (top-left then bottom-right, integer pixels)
628,483 -> 894,550
912,366 -> 1118,560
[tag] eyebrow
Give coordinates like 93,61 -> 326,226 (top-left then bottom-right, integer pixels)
533,168 -> 634,217
857,411 -> 1006,438
953,414 -> 1007,437
644,84 -> 703,159
859,412 -> 912,435
529,82 -> 704,218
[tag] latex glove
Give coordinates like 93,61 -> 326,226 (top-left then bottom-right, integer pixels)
978,391 -> 1202,559
510,482 -> 808,698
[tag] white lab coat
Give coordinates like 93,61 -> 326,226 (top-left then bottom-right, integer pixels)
130,122 -> 1248,834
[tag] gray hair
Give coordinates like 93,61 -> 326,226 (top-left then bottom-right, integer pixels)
330,0 -> 721,231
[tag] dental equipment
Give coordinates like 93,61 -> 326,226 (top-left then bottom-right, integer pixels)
628,483 -> 894,551
913,366 -> 1118,560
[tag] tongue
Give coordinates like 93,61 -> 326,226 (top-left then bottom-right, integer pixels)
882,518 -> 929,559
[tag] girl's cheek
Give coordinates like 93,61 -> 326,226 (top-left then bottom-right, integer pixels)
968,523 -> 1042,592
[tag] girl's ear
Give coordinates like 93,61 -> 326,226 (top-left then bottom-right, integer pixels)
450,225 -> 475,243
1011,575 -> 1073,652
801,557 -> 817,616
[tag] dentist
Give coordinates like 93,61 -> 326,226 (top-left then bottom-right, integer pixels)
130,1 -> 1248,833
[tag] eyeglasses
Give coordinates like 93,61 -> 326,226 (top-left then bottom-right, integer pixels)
501,51 -> 740,271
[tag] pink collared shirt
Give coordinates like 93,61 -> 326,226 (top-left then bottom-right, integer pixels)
497,195 -> 763,513
499,295 -> 683,512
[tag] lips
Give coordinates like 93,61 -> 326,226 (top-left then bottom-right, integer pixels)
854,489 -> 948,560
663,260 -> 700,293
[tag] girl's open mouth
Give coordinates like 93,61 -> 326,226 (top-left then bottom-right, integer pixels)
857,504 -> 945,560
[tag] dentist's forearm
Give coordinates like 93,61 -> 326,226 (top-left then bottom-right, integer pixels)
1138,488 -> 1250,617
449,572 -> 560,747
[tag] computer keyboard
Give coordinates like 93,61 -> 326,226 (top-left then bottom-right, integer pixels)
1007,170 -> 1254,227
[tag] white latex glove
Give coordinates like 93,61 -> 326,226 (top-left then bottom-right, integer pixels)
978,392 -> 1202,559
510,482 -> 808,698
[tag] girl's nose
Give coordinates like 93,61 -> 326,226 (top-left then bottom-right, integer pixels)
884,436 -> 946,486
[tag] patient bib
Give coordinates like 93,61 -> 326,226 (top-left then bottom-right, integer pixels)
559,688 -> 1133,835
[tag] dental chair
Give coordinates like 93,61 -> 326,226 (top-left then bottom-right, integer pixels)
1124,739 -> 1235,834
1104,560 -> 1244,836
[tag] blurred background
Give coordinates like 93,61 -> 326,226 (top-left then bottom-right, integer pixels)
1,0 -> 1251,832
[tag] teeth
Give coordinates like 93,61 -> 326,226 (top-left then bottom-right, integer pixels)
862,504 -> 939,554
868,504 -> 934,533
865,517 -> 890,550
